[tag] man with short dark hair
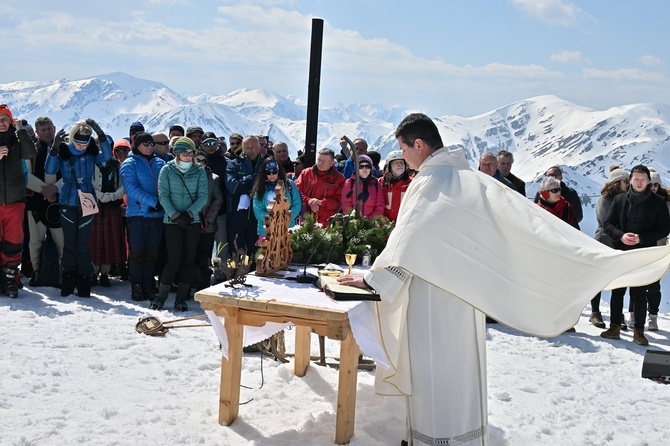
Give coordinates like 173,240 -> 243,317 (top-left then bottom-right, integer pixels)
186,126 -> 204,150
497,150 -> 526,196
336,113 -> 670,446
169,125 -> 184,138
602,165 -> 670,345
295,147 -> 345,226
228,133 -> 243,158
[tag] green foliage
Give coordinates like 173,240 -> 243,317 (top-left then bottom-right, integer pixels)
290,213 -> 394,265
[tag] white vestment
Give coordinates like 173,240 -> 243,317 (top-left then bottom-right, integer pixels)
364,147 -> 670,445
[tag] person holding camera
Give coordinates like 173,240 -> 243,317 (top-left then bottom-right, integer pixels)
0,104 -> 37,298
153,137 -> 208,311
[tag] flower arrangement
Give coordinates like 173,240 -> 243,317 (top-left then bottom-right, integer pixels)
290,213 -> 394,265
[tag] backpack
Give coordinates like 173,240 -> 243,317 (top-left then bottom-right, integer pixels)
34,231 -> 61,287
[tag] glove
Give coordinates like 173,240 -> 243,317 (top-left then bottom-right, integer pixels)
148,202 -> 163,213
85,118 -> 104,136
98,193 -> 112,203
51,129 -> 66,156
173,212 -> 194,227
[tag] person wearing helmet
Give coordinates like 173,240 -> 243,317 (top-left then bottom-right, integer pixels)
379,150 -> 412,221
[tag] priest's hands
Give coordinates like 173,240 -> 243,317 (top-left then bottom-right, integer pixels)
337,274 -> 368,290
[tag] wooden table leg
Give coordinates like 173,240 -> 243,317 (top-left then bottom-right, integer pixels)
294,325 -> 311,377
219,316 -> 243,425
335,331 -> 360,445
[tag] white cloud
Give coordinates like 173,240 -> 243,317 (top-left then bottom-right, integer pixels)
510,0 -> 579,27
639,55 -> 663,67
583,68 -> 665,82
551,51 -> 584,64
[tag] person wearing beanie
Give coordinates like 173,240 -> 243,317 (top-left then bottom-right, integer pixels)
113,138 -> 132,163
119,130 -> 165,302
169,125 -> 184,138
251,157 -> 302,242
153,135 -> 208,312
45,119 -> 111,297
602,164 -> 670,345
340,154 -> 385,217
186,126 -> 204,151
128,121 -> 145,144
589,164 -> 631,329
645,167 -> 669,331
198,131 -> 229,264
0,104 -> 38,298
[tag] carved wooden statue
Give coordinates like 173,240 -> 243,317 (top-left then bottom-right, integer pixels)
255,180 -> 293,276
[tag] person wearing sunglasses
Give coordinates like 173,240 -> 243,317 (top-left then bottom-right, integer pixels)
536,175 -> 578,228
45,119 -> 111,298
341,154 -> 385,217
151,132 -> 172,162
153,137 -> 208,312
0,104 -> 37,298
119,132 -> 166,302
251,159 -> 301,244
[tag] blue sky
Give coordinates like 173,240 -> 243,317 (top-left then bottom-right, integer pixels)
2,0 -> 669,116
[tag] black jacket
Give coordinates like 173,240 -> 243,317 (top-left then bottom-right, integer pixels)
603,187 -> 670,250
0,126 -> 37,204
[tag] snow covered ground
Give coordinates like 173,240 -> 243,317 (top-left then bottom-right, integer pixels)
2,275 -> 670,446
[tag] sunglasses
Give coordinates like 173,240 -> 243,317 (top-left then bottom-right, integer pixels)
203,140 -> 217,147
195,158 -> 207,164
359,164 -> 372,169
653,183 -> 661,187
548,188 -> 561,193
141,141 -> 155,147
265,170 -> 279,175
180,151 -> 195,157
153,141 -> 168,146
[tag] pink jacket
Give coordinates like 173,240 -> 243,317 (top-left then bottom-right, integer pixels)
341,177 -> 385,218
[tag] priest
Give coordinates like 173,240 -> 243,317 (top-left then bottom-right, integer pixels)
338,113 -> 670,446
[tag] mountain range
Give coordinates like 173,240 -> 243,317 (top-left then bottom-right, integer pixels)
3,72 -> 670,209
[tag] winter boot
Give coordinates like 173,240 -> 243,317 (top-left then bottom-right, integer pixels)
589,311 -> 606,328
61,271 -> 76,297
633,328 -> 649,346
76,274 -> 92,297
99,274 -> 111,287
648,314 -> 659,332
600,324 -> 621,340
130,283 -> 145,301
1,266 -> 19,298
142,285 -> 157,302
150,283 -> 171,310
174,283 -> 190,312
29,271 -> 38,287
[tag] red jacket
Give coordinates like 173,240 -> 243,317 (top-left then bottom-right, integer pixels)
341,177 -> 385,218
295,166 -> 345,226
380,176 -> 412,221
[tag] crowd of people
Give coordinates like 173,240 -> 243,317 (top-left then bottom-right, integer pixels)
0,105 -> 415,311
0,103 -> 668,340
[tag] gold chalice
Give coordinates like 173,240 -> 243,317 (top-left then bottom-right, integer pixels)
345,253 -> 357,275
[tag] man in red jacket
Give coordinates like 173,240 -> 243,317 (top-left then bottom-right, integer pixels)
295,148 -> 345,226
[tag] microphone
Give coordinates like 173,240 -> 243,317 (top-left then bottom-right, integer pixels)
290,192 -> 350,283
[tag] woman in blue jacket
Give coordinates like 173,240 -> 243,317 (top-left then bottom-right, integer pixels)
152,137 -> 208,312
45,119 -> 111,297
252,158 -> 302,243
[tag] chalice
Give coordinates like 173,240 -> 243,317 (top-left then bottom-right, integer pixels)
345,253 -> 357,275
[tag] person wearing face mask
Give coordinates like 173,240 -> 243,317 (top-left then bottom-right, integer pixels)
340,154 -> 385,217
45,119 -> 111,297
153,137 -> 208,312
379,150 -> 412,222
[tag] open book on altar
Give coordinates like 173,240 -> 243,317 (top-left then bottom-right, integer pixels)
316,275 -> 381,301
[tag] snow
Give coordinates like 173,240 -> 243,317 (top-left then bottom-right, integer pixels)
2,269 -> 670,445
